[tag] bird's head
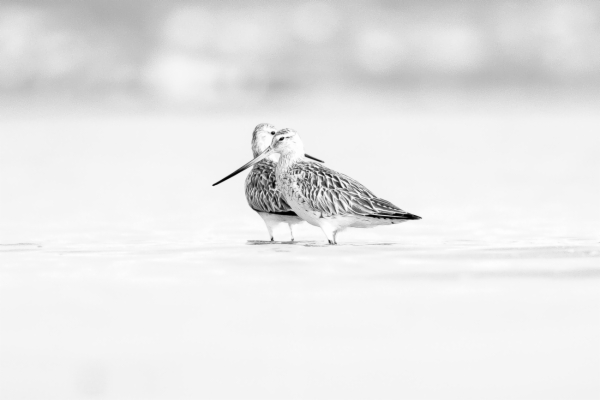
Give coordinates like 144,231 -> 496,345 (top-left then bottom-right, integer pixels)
271,128 -> 304,156
212,127 -> 322,187
251,123 -> 278,159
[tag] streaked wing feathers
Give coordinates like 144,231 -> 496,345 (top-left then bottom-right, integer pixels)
245,160 -> 295,214
290,161 -> 420,219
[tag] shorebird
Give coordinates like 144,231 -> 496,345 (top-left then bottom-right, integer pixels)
213,123 -> 324,241
214,128 -> 421,244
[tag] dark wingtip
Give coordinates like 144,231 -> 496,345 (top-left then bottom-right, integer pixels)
366,212 -> 422,220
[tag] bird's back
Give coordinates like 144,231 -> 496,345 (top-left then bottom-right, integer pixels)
285,161 -> 420,220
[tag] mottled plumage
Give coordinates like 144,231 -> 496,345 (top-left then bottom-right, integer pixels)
213,126 -> 417,244
245,158 -> 295,216
269,128 -> 421,244
245,123 -> 303,241
212,123 -> 325,241
281,161 -> 419,220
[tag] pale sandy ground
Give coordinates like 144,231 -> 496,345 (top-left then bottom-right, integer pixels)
1,101 -> 599,399
1,238 -> 599,399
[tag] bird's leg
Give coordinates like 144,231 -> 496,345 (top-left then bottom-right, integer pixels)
288,224 -> 295,242
265,223 -> 274,242
332,230 -> 338,245
321,225 -> 337,245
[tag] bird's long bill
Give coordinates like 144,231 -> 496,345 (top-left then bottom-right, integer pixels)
212,147 -> 274,186
305,153 -> 324,163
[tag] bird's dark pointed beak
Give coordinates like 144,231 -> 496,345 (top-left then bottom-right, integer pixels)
212,147 -> 274,186
305,154 -> 324,163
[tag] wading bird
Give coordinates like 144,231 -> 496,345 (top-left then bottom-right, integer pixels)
214,128 -> 421,244
214,123 -> 323,241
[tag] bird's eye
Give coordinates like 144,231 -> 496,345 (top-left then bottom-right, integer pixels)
279,137 -> 285,141
270,131 -> 275,135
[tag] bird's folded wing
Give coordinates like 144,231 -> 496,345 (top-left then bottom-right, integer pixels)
291,162 -> 416,219
361,198 -> 421,220
245,161 -> 295,214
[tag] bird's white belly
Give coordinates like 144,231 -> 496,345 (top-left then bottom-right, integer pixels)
256,211 -> 303,226
284,192 -> 322,227
277,180 -> 319,227
280,184 -> 375,230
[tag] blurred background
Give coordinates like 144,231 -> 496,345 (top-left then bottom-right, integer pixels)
1,1 -> 599,399
2,0 -> 600,112
1,0 -> 599,240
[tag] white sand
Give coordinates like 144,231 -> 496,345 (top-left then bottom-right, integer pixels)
1,238 -> 599,399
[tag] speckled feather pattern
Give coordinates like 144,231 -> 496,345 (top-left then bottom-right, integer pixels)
279,161 -> 419,220
245,159 -> 295,214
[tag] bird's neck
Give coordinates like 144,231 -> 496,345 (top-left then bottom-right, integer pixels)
276,151 -> 303,176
